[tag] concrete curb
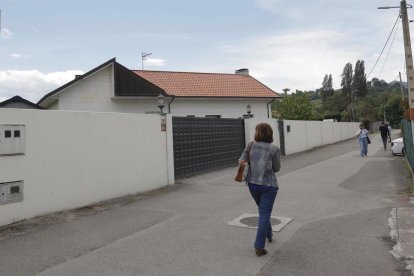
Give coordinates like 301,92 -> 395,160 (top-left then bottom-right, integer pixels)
389,207 -> 414,274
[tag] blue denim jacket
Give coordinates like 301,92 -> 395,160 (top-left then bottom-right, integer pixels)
239,141 -> 281,187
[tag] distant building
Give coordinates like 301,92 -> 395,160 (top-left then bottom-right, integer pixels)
0,95 -> 43,109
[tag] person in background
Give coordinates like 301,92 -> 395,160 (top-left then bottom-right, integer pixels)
239,123 -> 281,257
379,122 -> 390,150
356,124 -> 369,157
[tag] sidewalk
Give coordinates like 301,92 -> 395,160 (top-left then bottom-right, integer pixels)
0,133 -> 413,275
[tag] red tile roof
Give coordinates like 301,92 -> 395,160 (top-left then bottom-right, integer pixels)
133,70 -> 280,98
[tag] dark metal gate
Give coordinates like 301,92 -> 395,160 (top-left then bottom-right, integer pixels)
172,117 -> 245,179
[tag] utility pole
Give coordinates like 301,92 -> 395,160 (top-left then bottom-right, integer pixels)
400,0 -> 414,119
399,71 -> 405,100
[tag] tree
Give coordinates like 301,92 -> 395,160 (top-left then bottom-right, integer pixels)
323,91 -> 347,121
352,60 -> 367,98
273,92 -> 316,120
369,78 -> 389,92
385,95 -> 404,128
341,62 -> 353,121
321,74 -> 334,102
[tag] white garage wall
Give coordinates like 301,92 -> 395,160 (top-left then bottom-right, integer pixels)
0,109 -> 172,227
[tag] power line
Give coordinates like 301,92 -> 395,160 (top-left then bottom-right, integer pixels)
367,13 -> 400,79
378,16 -> 400,78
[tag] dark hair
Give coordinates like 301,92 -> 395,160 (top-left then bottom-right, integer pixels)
254,123 -> 273,143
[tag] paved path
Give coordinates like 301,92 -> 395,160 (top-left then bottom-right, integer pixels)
0,132 -> 412,276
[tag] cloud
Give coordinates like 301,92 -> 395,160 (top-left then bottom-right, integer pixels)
145,58 -> 166,66
0,70 -> 84,102
217,29 -> 382,93
10,53 -> 31,59
254,0 -> 280,14
1,28 -> 13,39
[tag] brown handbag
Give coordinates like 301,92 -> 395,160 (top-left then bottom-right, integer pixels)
235,142 -> 253,182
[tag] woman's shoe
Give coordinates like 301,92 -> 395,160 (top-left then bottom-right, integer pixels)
255,248 -> 268,257
267,236 -> 273,243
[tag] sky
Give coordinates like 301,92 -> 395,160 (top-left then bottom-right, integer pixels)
0,0 -> 411,102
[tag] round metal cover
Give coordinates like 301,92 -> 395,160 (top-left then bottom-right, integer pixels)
240,217 -> 281,227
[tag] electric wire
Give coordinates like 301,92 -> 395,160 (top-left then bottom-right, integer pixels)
378,16 -> 400,78
367,14 -> 401,79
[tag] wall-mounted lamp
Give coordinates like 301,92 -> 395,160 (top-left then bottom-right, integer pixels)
157,94 -> 166,131
158,94 -> 165,115
246,104 -> 253,118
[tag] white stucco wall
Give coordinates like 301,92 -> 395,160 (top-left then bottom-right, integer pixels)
332,123 -> 342,143
284,120 -> 307,154
0,109 -> 172,227
283,120 -> 360,155
244,118 -> 280,147
321,122 -> 334,145
305,121 -> 323,149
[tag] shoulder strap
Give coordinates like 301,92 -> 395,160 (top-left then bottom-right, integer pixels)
247,142 -> 254,163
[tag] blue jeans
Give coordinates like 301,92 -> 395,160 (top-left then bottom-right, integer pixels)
381,136 -> 387,149
359,137 -> 368,157
248,183 -> 278,249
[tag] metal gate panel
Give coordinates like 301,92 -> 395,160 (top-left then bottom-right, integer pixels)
172,117 -> 245,179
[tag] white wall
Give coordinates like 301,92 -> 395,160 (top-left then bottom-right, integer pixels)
243,119 -> 359,155
244,118 -> 280,147
167,98 -> 271,119
0,109 -> 173,227
283,120 -> 360,155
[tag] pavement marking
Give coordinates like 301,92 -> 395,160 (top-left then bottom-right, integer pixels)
227,213 -> 293,232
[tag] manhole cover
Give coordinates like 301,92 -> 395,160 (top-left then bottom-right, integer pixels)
228,213 -> 293,232
240,217 -> 281,227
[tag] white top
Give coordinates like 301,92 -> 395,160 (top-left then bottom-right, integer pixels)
356,128 -> 369,138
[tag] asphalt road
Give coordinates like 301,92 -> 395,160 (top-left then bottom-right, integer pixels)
0,132 -> 412,276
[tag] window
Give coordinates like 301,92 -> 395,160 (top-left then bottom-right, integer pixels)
14,130 -> 20,138
5,130 -> 11,138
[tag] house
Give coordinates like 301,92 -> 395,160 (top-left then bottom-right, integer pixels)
37,58 -> 281,118
0,95 -> 44,109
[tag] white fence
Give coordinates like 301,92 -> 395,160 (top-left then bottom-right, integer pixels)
283,120 -> 359,155
245,119 -> 360,155
0,109 -> 174,227
0,109 -> 360,227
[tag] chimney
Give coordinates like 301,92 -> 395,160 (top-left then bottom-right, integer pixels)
75,75 -> 83,80
235,68 -> 249,75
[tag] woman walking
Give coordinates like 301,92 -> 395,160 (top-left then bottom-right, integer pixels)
356,124 -> 369,157
239,123 -> 281,257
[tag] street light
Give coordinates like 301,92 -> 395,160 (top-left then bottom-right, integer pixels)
158,93 -> 165,114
